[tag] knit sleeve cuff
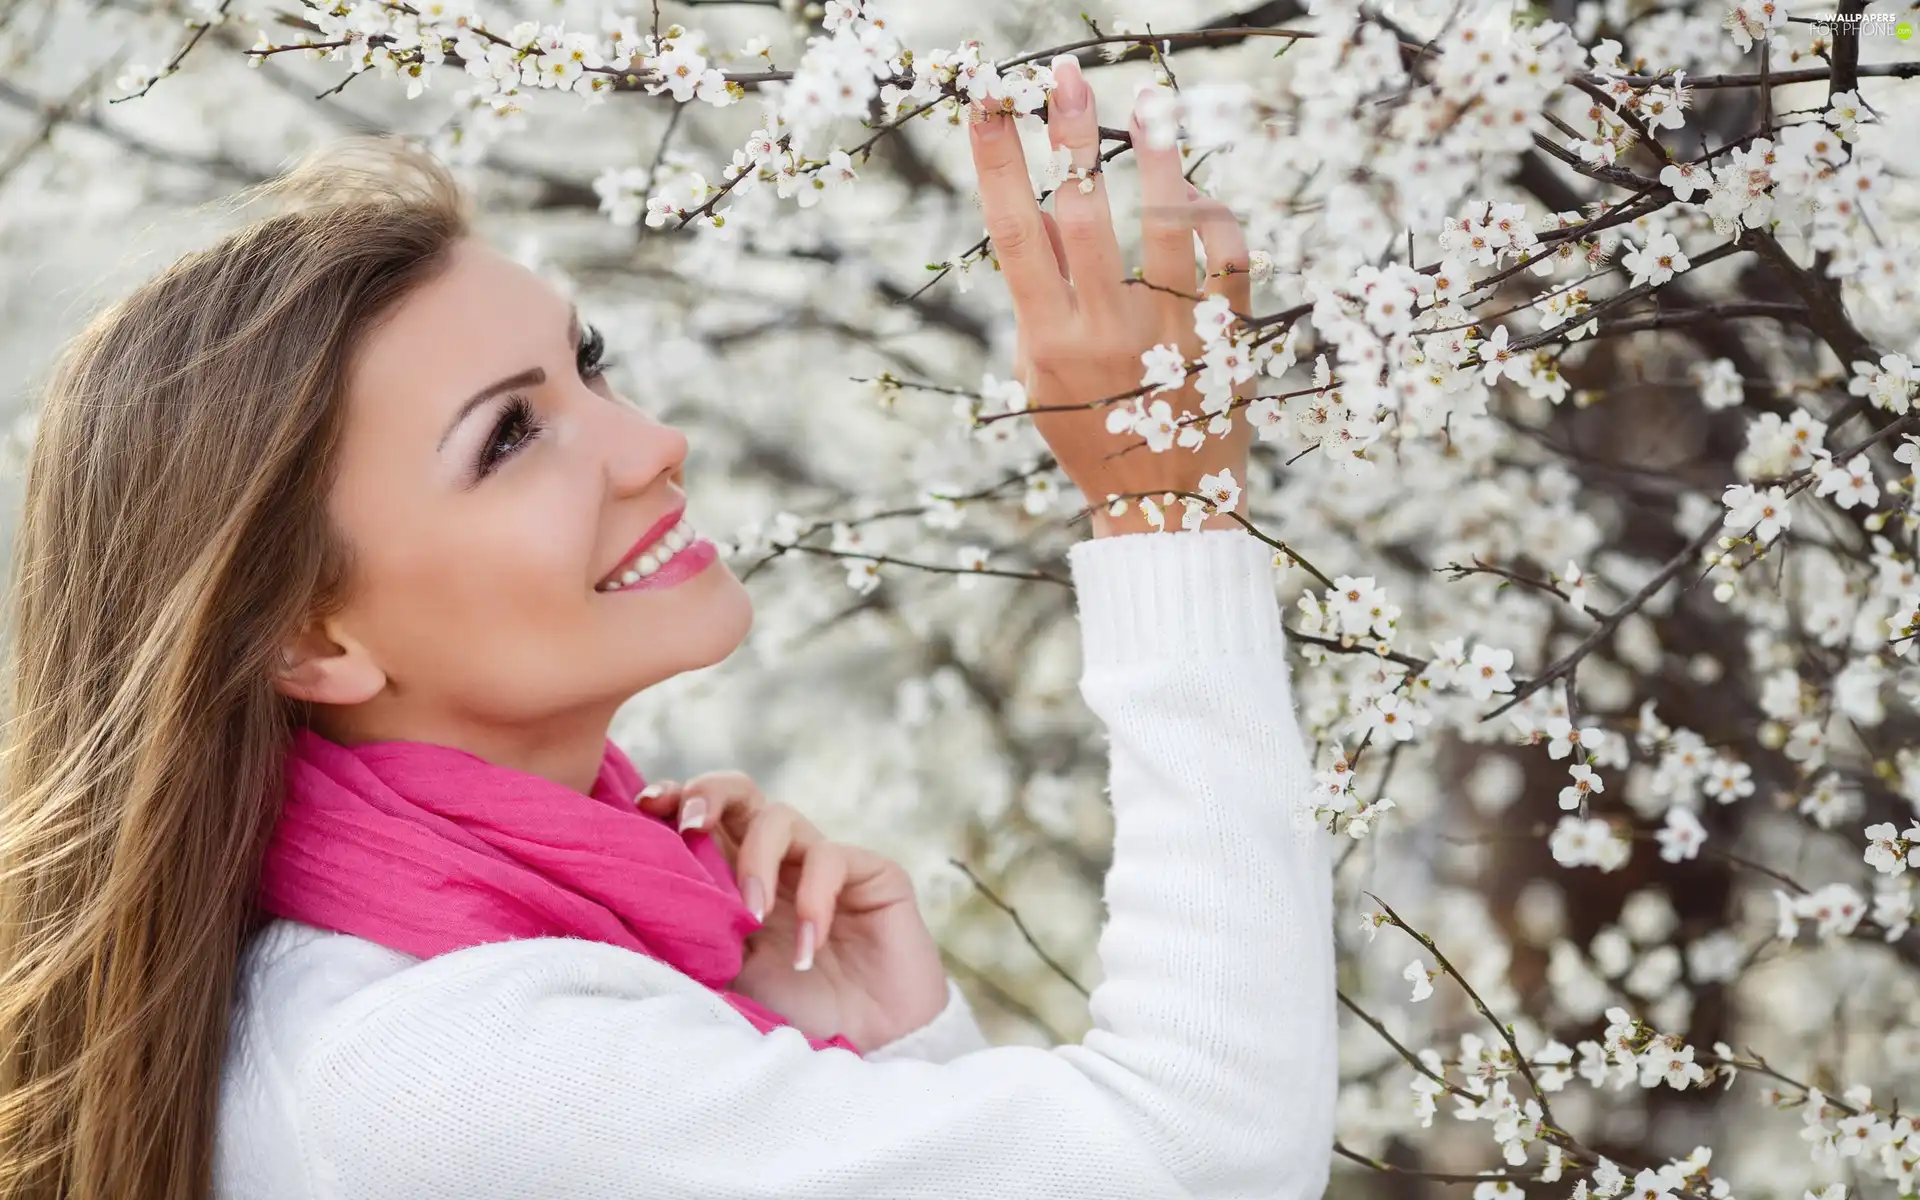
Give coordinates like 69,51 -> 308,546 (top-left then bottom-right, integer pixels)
863,978 -> 990,1064
1066,528 -> 1286,668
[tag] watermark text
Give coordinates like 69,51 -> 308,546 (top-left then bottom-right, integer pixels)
1795,11 -> 1915,38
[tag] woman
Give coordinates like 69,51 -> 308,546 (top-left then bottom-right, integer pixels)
0,58 -> 1334,1200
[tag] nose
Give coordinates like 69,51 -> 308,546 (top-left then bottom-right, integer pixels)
605,405 -> 690,500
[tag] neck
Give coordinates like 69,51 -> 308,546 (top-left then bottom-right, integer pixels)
308,705 -> 618,794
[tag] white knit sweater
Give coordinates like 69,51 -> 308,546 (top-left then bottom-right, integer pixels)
213,527 -> 1337,1199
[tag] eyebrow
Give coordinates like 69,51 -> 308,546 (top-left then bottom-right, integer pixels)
436,309 -> 583,453
437,367 -> 543,453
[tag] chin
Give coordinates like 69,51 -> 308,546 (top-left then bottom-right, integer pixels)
609,568 -> 754,688
680,574 -> 755,669
711,582 -> 754,661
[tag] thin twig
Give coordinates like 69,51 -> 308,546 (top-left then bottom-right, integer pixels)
948,859 -> 1089,997
1369,895 -> 1561,1133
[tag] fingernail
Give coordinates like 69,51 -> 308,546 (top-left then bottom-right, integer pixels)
744,876 -> 765,923
1186,182 -> 1200,200
794,921 -> 816,972
1050,54 -> 1087,116
1129,84 -> 1154,137
638,784 -> 664,803
677,795 -> 707,832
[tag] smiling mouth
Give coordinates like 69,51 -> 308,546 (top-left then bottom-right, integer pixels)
596,515 -> 705,592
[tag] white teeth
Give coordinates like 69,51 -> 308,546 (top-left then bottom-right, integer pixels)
600,519 -> 701,591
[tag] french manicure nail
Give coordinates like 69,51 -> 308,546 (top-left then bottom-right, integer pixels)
1129,84 -> 1154,134
677,795 -> 707,832
744,877 -> 766,923
1050,54 -> 1087,116
794,921 -> 816,972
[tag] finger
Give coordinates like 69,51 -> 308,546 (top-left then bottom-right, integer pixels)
1130,83 -> 1199,304
638,780 -> 737,866
1192,194 -> 1252,318
968,102 -> 1073,325
634,780 -> 680,818
1044,53 -> 1126,310
733,804 -> 803,924
708,820 -> 741,871
831,844 -> 916,918
677,770 -> 760,835
791,844 -> 849,966
1041,211 -> 1068,280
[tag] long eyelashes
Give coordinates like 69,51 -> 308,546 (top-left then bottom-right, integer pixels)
476,395 -> 543,478
578,323 -> 611,380
470,325 -> 614,482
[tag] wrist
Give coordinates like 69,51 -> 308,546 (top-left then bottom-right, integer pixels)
1089,505 -> 1244,538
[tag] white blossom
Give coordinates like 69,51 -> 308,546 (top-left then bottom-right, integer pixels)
1865,822 -> 1920,876
1622,232 -> 1690,288
1722,483 -> 1792,543
1559,764 -> 1605,811
1404,958 -> 1436,1002
1464,645 -> 1517,700
1656,807 -> 1708,863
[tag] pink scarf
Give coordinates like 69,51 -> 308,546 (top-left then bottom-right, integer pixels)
256,727 -> 859,1055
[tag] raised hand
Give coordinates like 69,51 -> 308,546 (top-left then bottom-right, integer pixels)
966,56 -> 1257,536
636,772 -> 950,1052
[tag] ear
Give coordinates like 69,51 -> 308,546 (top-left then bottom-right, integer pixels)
273,619 -> 388,707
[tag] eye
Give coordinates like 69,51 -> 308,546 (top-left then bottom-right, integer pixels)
578,323 -> 613,380
475,394 -> 543,480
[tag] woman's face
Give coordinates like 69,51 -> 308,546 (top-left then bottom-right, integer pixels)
276,237 -> 752,791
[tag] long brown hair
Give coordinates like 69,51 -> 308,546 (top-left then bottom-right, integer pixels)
0,135 -> 472,1198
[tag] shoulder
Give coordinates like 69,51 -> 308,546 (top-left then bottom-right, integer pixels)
225,919 -> 732,1077
218,920 -> 421,1197
216,920 -> 721,1198
233,920 -> 419,1036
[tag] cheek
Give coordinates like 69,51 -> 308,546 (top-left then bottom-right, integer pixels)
364,489 -> 598,657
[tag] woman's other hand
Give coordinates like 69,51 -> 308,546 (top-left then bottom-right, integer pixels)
966,57 -> 1256,537
637,773 -> 950,1052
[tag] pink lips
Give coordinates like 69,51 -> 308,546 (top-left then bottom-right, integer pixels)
599,504 -> 686,589
608,539 -> 717,592
597,503 -> 717,593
